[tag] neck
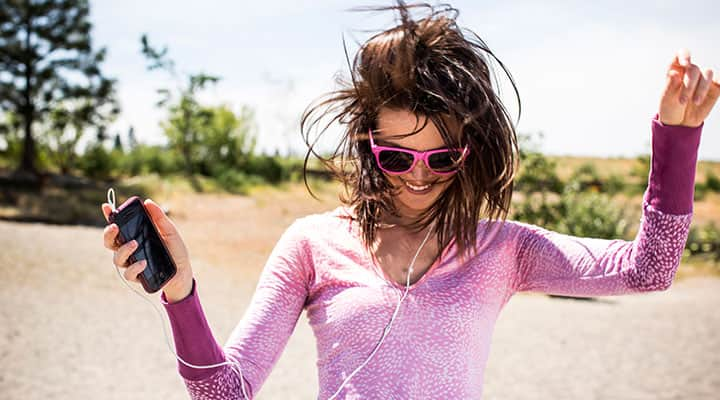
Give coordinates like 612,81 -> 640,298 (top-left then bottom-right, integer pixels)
381,203 -> 428,227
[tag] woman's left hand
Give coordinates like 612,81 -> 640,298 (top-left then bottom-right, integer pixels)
659,49 -> 720,128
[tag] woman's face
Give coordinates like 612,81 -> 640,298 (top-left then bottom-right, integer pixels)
373,108 -> 459,220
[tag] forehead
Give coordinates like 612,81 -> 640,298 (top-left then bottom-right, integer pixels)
375,108 -> 456,150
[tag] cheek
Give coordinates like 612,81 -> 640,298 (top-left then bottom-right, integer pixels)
432,179 -> 454,195
386,175 -> 403,188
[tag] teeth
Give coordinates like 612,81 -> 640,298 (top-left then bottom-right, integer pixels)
405,182 -> 431,191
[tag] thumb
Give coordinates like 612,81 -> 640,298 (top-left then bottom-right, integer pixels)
144,198 -> 177,237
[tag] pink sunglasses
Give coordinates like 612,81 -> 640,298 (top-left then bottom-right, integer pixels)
368,129 -> 470,176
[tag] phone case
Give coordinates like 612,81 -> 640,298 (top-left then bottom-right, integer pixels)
109,196 -> 177,293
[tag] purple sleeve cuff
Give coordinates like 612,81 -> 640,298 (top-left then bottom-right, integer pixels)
161,279 -> 226,380
643,114 -> 703,215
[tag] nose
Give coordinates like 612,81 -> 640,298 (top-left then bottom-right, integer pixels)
406,159 -> 433,181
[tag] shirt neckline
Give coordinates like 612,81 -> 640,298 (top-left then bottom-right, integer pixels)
332,205 -> 457,290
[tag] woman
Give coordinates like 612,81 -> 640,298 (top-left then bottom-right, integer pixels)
101,2 -> 718,399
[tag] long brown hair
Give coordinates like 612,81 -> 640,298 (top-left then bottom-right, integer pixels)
300,1 -> 521,261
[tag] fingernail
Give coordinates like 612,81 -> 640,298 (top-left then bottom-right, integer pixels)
693,95 -> 702,105
130,240 -> 138,248
679,95 -> 687,104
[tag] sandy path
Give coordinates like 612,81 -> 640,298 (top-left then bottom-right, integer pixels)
1,189 -> 718,399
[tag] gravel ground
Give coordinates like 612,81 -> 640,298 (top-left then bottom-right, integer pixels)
1,190 -> 718,399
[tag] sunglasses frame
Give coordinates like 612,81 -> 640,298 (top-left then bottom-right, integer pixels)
368,129 -> 470,176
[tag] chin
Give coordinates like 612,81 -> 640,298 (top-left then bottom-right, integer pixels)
395,187 -> 443,214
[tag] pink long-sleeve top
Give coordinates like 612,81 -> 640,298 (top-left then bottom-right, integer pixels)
161,115 -> 702,399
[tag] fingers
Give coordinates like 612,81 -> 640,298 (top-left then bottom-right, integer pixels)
103,223 -> 120,250
680,63 -> 701,105
101,199 -> 147,284
123,259 -> 148,283
677,48 -> 691,67
101,203 -> 112,222
693,69 -> 714,105
667,49 -> 716,106
664,68 -> 683,95
113,239 -> 139,268
143,198 -> 165,220
697,74 -> 720,118
143,198 -> 177,236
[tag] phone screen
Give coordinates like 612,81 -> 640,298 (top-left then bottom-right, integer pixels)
113,198 -> 177,293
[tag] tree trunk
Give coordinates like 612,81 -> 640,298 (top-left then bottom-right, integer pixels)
17,10 -> 39,179
18,113 -> 39,178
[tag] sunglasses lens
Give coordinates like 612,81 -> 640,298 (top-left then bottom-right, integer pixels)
378,150 -> 414,173
428,150 -> 464,173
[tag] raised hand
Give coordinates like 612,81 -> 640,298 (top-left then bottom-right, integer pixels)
101,198 -> 194,302
659,49 -> 720,128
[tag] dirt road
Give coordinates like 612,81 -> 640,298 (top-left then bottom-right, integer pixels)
1,188 -> 717,399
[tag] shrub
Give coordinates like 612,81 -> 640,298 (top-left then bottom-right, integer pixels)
686,222 -> 720,262
604,173 -> 626,195
239,154 -> 305,184
77,144 -> 117,180
213,168 -> 264,194
554,191 -> 630,239
515,152 -> 564,194
119,144 -> 181,176
705,171 -> 720,192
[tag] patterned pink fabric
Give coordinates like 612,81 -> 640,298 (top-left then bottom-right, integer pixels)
161,116 -> 702,399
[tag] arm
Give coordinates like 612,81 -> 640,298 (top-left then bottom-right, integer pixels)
161,219 -> 313,399
511,115 -> 701,296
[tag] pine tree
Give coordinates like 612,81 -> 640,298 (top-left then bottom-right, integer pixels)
0,0 -> 118,179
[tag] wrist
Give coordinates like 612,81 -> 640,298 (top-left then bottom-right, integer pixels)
163,274 -> 194,303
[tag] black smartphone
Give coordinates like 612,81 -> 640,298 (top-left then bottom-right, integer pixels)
108,196 -> 177,293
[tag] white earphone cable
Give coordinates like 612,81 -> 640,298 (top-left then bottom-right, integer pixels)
112,263 -> 251,399
327,225 -> 434,400
108,188 -> 249,399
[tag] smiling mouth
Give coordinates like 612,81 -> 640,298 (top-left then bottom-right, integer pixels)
405,182 -> 431,191
400,179 -> 436,193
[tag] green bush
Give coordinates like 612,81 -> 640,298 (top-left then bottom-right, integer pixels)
705,171 -> 720,192
515,152 -> 564,194
213,168 -> 264,194
686,222 -> 720,262
241,155 -> 299,184
604,173 -> 626,195
567,163 -> 601,192
628,155 -> 651,195
554,191 -> 630,239
514,190 -> 630,240
77,144 -> 117,180
694,182 -> 708,201
119,144 -> 182,176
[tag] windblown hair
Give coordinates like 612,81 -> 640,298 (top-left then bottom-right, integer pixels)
301,1 -> 521,261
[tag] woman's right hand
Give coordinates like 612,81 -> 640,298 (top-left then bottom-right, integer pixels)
101,198 -> 194,303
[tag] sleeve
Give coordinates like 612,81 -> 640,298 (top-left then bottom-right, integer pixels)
511,115 -> 702,297
161,219 -> 314,399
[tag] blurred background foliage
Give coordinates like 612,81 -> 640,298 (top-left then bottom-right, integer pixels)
0,0 -> 718,272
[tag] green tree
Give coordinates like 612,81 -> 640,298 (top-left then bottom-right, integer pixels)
140,34 -> 219,179
0,111 -> 23,162
45,89 -> 119,175
513,133 -> 630,240
629,154 -> 651,193
196,105 -> 256,175
112,132 -> 123,153
77,127 -> 115,180
0,0 -> 118,178
515,132 -> 564,194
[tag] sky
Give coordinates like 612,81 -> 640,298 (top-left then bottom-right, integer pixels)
90,0 -> 720,160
